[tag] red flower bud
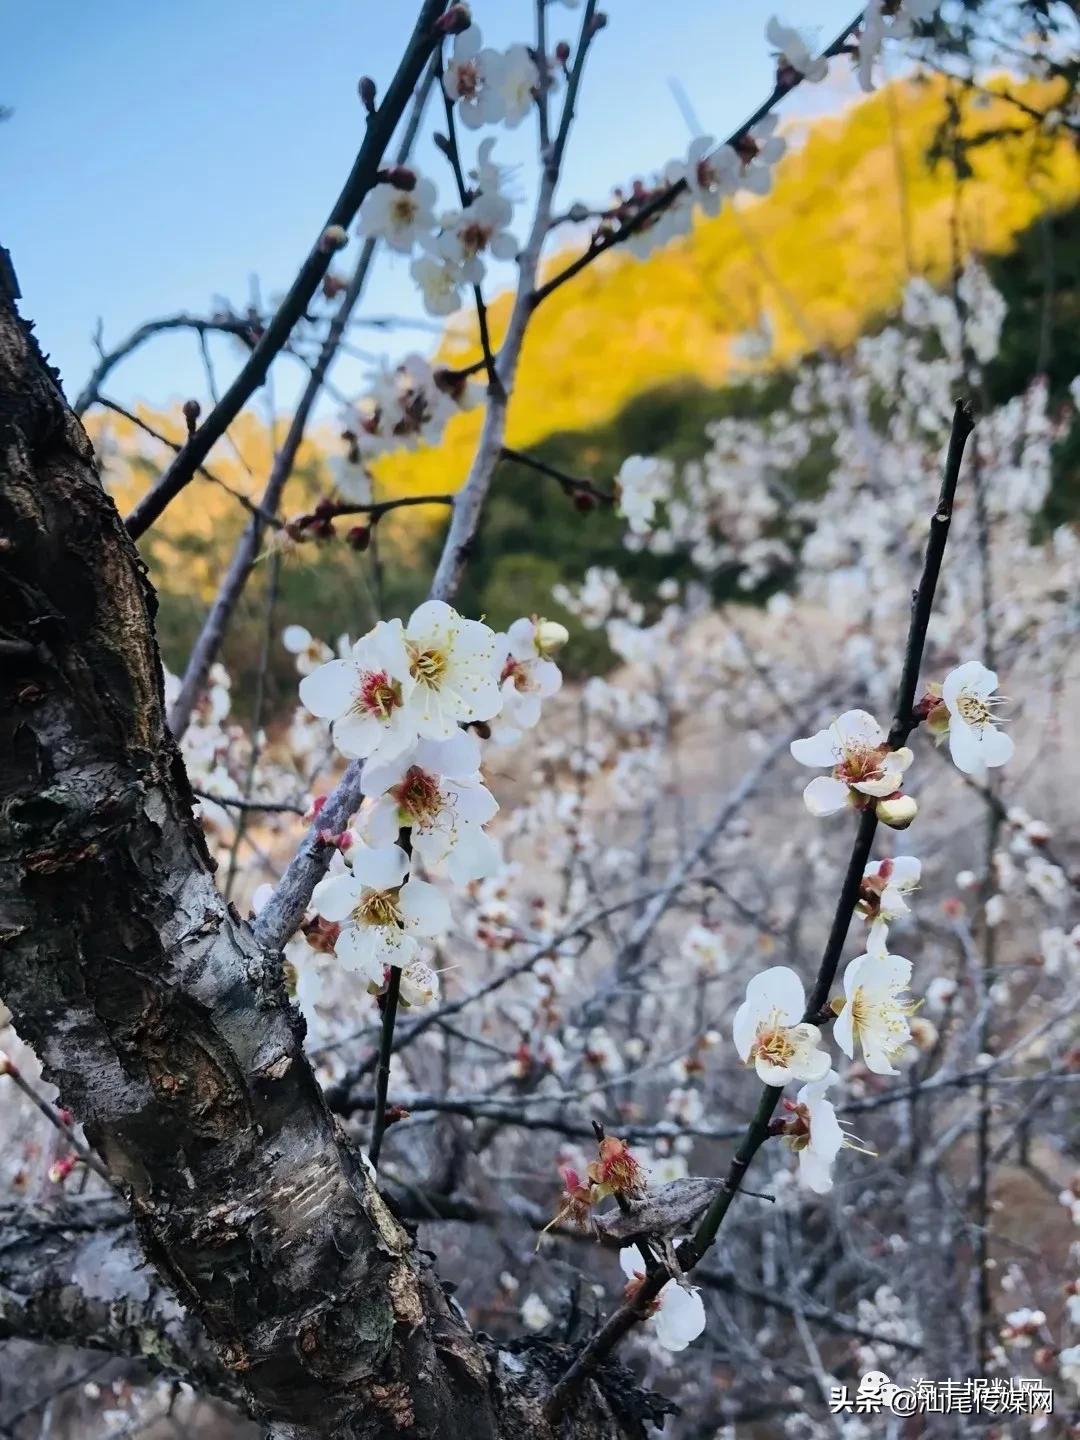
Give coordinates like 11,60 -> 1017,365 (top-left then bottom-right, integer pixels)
382,165 -> 417,192
347,524 -> 371,551
48,1156 -> 76,1185
182,398 -> 201,435
435,4 -> 471,36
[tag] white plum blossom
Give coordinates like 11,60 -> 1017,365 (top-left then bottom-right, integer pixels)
1060,1345 -> 1080,1394
520,1292 -> 553,1331
356,176 -> 437,253
443,27 -> 506,129
857,0 -> 939,92
1039,924 -> 1080,975
352,353 -> 453,453
790,710 -> 914,818
399,959 -> 441,1008
311,844 -> 450,982
402,600 -> 502,739
684,924 -> 730,974
299,619 -> 418,765
859,856 -> 921,957
766,16 -> 830,81
283,624 -> 333,676
732,965 -> 831,1086
410,255 -> 466,317
713,116 -> 786,197
1026,855 -> 1067,909
834,951 -> 914,1076
940,661 -> 1014,778
683,136 -> 727,217
492,616 -> 564,742
497,44 -> 540,127
619,1247 -> 707,1351
432,190 -> 518,283
616,455 -> 673,535
783,1070 -> 847,1194
362,730 -> 500,885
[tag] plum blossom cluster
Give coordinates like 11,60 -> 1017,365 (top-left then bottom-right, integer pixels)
442,25 -> 539,133
540,1132 -> 707,1351
580,9 -> 941,264
295,601 -> 567,1005
357,131 -> 519,319
338,352 -> 480,465
728,646 -> 1016,1195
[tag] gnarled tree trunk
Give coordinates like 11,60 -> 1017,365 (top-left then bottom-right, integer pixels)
0,295 -> 648,1438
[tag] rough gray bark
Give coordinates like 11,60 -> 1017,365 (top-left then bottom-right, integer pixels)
0,1200 -> 239,1401
0,300 -> 653,1439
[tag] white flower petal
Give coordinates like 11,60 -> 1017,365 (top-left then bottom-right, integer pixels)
834,709 -> 885,746
790,726 -> 840,768
351,845 -> 411,891
311,872 -> 361,923
744,965 -> 807,1027
299,659 -> 355,720
943,660 -> 997,709
399,879 -> 451,939
654,1282 -> 706,1351
803,775 -> 850,816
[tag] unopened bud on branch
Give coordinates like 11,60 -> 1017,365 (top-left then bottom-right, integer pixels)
535,619 -> 570,656
48,1156 -> 76,1185
358,76 -> 377,114
182,398 -> 201,435
555,40 -> 571,64
381,165 -> 417,192
875,793 -> 918,830
435,4 -> 471,35
319,224 -> 349,253
347,524 -> 372,551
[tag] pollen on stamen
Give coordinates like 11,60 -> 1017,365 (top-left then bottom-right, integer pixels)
354,670 -> 401,721
410,646 -> 448,687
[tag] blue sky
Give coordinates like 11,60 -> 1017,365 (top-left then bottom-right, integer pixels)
3,1 -> 861,417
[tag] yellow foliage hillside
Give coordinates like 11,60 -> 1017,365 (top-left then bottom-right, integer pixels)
97,72 -> 1079,608
373,73 -> 1079,497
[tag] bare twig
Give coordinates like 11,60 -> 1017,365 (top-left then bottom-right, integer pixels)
125,0 -> 450,541
543,400 -> 976,1421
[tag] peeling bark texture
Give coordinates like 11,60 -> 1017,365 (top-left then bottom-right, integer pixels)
0,301 -> 652,1438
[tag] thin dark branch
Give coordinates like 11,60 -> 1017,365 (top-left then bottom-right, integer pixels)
531,8 -> 864,308
500,444 -> 615,503
291,491 -> 456,531
369,965 -> 403,1168
437,59 -> 501,393
543,399 -> 975,1421
193,789 -> 306,816
100,397 -> 281,528
124,0 -> 450,540
167,55 -> 440,739
74,314 -> 260,416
